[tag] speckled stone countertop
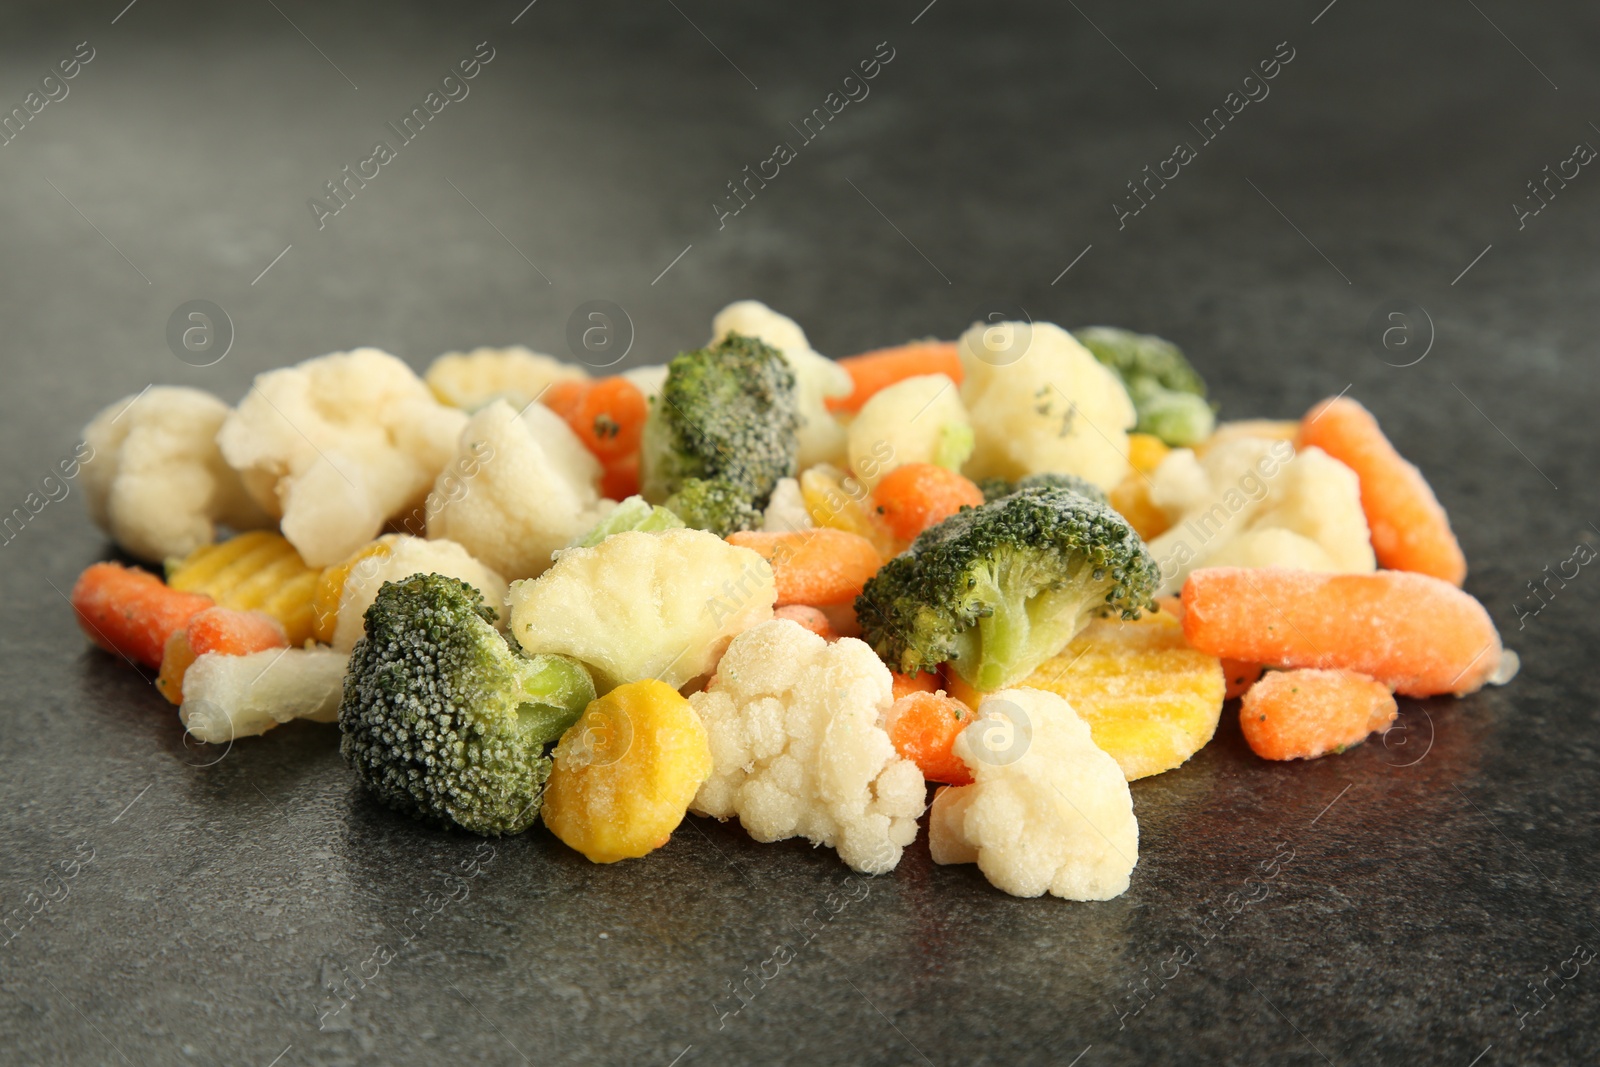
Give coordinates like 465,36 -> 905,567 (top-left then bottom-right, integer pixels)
2,1 -> 1597,1063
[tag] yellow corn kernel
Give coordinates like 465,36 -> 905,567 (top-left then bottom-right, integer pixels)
1109,471 -> 1172,542
1126,432 -> 1171,475
948,611 -> 1224,781
799,465 -> 901,559
541,680 -> 712,864
167,532 -> 321,646
310,537 -> 396,644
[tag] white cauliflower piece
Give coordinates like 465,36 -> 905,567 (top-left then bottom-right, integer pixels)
508,528 -> 774,692
1146,437 -> 1373,594
426,400 -> 603,580
217,349 -> 468,567
424,346 -> 589,412
330,534 -> 509,650
80,387 -> 271,563
959,320 -> 1136,491
689,620 -> 926,874
180,647 -> 348,743
711,300 -> 852,468
846,374 -> 973,490
622,364 -> 669,403
929,688 -> 1138,899
761,477 -> 814,533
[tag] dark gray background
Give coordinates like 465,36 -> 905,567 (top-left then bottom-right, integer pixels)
2,1 -> 1596,1064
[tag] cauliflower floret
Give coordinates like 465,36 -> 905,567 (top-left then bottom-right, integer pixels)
330,534 -> 509,650
959,320 -> 1136,491
846,374 -> 973,490
426,399 -> 604,580
622,364 -> 669,403
217,349 -> 468,567
180,647 -> 347,743
424,346 -> 589,412
761,477 -> 814,533
1147,436 -> 1373,593
689,620 -> 926,874
929,687 -> 1138,899
508,528 -> 775,692
711,300 -> 852,469
80,387 -> 272,564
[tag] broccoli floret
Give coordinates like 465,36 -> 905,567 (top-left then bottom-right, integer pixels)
639,333 -> 800,517
855,486 -> 1158,692
977,472 -> 1110,507
1075,326 -> 1216,447
664,477 -> 765,537
338,573 -> 596,835
571,495 -> 685,548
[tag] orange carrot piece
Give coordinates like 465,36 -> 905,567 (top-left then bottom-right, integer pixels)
726,528 -> 882,606
1221,659 -> 1265,701
1239,668 -> 1397,761
774,604 -> 838,641
156,606 -> 287,704
544,377 -> 648,500
600,453 -> 640,501
891,669 -> 940,702
1299,396 -> 1466,585
827,342 -> 962,414
872,463 -> 985,541
1181,567 -> 1502,697
71,562 -> 213,671
884,691 -> 975,785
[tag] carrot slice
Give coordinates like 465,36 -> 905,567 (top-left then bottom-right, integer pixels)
1239,668 -> 1397,761
1181,567 -> 1501,697
828,341 -> 962,414
544,377 -> 647,499
71,562 -> 213,671
872,463 -> 985,541
726,528 -> 882,606
883,691 -> 975,785
1299,396 -> 1466,585
891,669 -> 940,701
774,604 -> 838,641
1221,659 -> 1265,700
156,606 -> 287,704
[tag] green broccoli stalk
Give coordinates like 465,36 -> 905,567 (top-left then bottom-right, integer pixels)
855,486 -> 1158,692
572,495 -> 685,548
1075,326 -> 1216,447
338,573 -> 596,835
663,477 -> 766,537
977,471 -> 1110,507
639,333 -> 800,532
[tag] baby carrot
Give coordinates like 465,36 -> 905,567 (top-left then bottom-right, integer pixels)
884,690 -> 976,785
872,463 -> 985,541
892,669 -> 940,702
544,377 -> 648,498
773,604 -> 838,641
726,528 -> 881,606
1221,659 -> 1265,701
1239,668 -> 1397,761
156,606 -> 287,704
71,562 -> 213,671
827,341 -> 962,414
1299,396 -> 1466,585
1181,567 -> 1502,697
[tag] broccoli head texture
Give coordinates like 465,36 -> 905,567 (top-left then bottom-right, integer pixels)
977,471 -> 1110,508
339,572 -> 596,835
855,486 -> 1158,692
639,333 -> 800,514
664,477 -> 766,537
1075,326 -> 1215,447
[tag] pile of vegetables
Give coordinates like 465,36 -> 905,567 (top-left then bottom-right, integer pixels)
67,302 -> 1516,902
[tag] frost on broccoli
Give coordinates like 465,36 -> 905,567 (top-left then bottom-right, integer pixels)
664,478 -> 765,538
339,573 -> 596,835
977,472 -> 1109,508
1075,327 -> 1215,447
638,333 -> 800,533
856,486 -> 1158,692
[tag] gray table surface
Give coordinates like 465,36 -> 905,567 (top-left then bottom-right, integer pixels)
2,1 -> 1597,1064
